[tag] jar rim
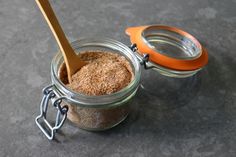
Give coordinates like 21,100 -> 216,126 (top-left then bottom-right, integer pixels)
51,38 -> 141,107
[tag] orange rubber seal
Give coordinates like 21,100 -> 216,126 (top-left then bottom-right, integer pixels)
126,25 -> 208,71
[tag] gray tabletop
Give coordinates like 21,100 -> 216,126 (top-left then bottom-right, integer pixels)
0,0 -> 236,156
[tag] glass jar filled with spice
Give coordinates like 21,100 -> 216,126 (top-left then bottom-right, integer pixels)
36,38 -> 141,140
35,25 -> 208,140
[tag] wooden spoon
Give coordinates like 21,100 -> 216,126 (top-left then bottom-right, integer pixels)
36,0 -> 87,83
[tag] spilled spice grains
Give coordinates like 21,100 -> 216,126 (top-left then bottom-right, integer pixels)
59,51 -> 134,130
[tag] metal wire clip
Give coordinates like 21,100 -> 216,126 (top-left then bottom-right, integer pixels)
35,85 -> 68,140
129,43 -> 155,70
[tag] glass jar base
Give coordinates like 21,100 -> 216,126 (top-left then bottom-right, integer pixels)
69,113 -> 129,131
66,103 -> 131,131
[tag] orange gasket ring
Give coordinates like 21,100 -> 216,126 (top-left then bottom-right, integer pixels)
126,25 -> 208,71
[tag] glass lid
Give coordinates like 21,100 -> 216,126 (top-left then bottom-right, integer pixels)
141,27 -> 201,60
125,25 -> 208,73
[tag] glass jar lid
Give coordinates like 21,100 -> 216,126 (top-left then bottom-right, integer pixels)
126,25 -> 208,73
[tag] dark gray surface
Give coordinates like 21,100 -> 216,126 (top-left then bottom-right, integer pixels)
0,0 -> 236,156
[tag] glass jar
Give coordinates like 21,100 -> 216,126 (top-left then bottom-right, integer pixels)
35,38 -> 141,140
35,25 -> 208,140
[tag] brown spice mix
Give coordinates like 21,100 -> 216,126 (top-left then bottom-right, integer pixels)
59,51 -> 134,95
59,51 -> 134,129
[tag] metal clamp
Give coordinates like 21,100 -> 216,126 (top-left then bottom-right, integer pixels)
141,54 -> 155,70
130,43 -> 138,52
130,43 -> 155,70
35,85 -> 68,140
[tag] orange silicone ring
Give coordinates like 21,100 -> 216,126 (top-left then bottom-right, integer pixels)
126,25 -> 208,71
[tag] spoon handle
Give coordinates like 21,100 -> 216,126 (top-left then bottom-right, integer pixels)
36,0 -> 76,59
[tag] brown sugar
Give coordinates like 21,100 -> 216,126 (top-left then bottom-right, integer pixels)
59,51 -> 134,130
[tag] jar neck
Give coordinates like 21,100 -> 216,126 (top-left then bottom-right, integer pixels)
51,38 -> 141,108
